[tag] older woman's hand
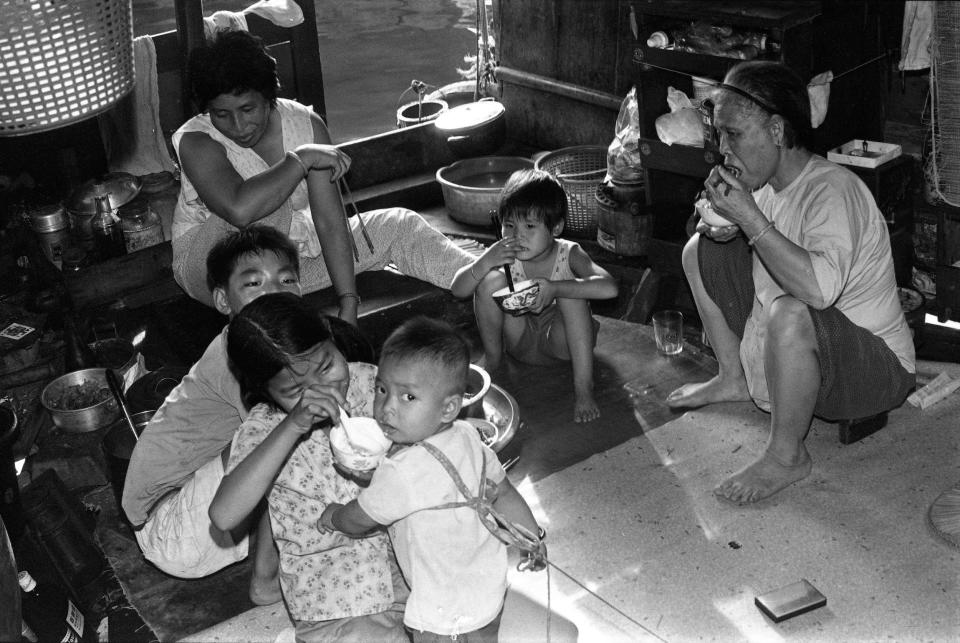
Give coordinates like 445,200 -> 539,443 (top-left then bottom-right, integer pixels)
703,164 -> 766,233
696,218 -> 741,242
295,144 -> 352,182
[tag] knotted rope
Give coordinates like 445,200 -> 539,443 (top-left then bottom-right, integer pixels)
418,441 -> 667,642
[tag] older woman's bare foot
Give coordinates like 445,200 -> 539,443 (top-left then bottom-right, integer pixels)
713,448 -> 812,504
574,391 -> 600,423
666,375 -> 750,409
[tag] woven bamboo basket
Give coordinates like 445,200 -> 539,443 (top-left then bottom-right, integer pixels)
535,146 -> 608,237
0,0 -> 135,136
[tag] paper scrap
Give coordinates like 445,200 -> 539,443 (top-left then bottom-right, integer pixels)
0,322 -> 35,340
907,372 -> 960,409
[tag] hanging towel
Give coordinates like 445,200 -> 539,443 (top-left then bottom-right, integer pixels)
246,0 -> 304,27
99,35 -> 178,176
899,0 -> 933,71
203,11 -> 249,39
807,70 -> 833,129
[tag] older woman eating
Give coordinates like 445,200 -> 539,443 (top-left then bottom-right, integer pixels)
666,61 -> 915,503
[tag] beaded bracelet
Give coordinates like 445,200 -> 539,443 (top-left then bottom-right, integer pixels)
338,292 -> 361,305
748,221 -> 776,247
286,150 -> 309,179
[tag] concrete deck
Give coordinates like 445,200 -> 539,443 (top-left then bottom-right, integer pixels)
180,357 -> 960,643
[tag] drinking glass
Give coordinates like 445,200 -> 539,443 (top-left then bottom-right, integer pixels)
652,310 -> 684,355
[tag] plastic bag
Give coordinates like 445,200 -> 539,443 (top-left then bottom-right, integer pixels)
655,87 -> 705,147
606,87 -> 645,183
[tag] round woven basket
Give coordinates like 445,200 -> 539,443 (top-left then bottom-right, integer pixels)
535,146 -> 608,237
0,0 -> 135,136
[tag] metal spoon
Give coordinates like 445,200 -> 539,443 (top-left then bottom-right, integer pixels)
337,404 -> 362,449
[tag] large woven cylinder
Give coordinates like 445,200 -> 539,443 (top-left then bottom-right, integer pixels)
931,1 -> 960,205
0,0 -> 134,136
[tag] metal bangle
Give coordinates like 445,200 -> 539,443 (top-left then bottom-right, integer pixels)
748,221 -> 775,247
286,150 -> 309,179
338,292 -> 361,304
469,264 -> 484,281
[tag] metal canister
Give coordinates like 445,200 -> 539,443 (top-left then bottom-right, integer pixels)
28,203 -> 71,269
595,177 -> 651,256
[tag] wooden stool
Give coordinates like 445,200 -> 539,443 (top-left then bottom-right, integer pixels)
837,412 -> 888,444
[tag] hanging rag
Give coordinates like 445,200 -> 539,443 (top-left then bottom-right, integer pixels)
899,0 -> 933,71
98,36 -> 178,176
202,0 -> 304,39
807,70 -> 834,129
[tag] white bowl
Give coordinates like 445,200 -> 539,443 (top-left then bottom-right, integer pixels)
695,197 -> 733,227
329,417 -> 392,471
492,279 -> 540,315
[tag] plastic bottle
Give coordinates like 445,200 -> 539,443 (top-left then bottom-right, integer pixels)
17,570 -> 86,643
91,194 -> 125,261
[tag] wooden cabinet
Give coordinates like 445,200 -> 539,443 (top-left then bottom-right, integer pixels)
916,201 -> 960,322
630,0 -> 886,243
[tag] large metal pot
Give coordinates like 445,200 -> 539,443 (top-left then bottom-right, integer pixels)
436,156 -> 534,226
396,98 -> 448,128
434,98 -> 506,158
63,173 -> 141,245
41,368 -> 120,433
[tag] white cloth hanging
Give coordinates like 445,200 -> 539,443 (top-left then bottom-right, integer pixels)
899,0 -> 934,71
98,35 -> 178,176
202,0 -> 304,39
807,70 -> 834,129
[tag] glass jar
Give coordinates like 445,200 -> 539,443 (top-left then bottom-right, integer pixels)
138,171 -> 178,242
118,198 -> 164,253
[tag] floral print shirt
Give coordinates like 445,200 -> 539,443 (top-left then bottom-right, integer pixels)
227,363 -> 391,622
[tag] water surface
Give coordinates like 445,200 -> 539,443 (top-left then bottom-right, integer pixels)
132,0 -> 477,141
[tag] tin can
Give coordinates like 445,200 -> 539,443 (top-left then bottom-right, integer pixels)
595,178 -> 651,257
29,203 -> 71,269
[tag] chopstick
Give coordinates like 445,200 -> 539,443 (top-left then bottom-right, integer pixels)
493,219 -> 516,292
339,178 -> 375,256
502,455 -> 520,471
503,266 -> 515,292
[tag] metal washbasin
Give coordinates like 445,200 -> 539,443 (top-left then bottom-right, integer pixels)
461,381 -> 520,453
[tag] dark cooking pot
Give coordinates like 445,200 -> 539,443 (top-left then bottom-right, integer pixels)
435,98 -> 506,158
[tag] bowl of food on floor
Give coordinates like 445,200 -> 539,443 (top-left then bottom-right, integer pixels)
41,368 -> 119,433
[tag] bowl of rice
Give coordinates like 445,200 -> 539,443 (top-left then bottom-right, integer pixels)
329,417 -> 392,471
